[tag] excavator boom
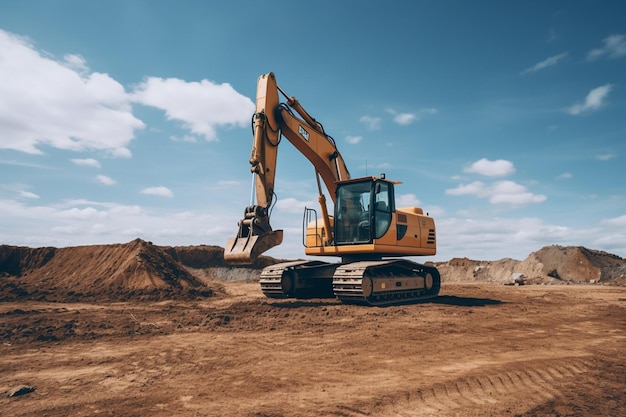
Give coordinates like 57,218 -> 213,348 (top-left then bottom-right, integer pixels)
225,72 -> 350,264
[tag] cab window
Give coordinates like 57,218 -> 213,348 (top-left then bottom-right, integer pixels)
374,181 -> 391,239
335,181 -> 372,244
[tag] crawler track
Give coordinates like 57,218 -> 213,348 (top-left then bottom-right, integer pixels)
332,260 -> 441,306
259,259 -> 440,306
259,260 -> 336,299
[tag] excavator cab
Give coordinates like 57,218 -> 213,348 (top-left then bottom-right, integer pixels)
334,177 -> 393,245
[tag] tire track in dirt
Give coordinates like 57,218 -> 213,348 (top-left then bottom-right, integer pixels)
330,356 -> 593,417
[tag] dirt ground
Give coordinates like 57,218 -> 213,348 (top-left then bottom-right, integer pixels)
1,281 -> 625,417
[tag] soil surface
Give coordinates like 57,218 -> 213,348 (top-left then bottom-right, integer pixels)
1,280 -> 625,417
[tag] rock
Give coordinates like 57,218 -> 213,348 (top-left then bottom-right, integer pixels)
7,385 -> 35,397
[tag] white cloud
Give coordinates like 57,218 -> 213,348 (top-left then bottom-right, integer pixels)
62,54 -> 89,74
388,108 -> 437,126
346,135 -> 362,144
395,193 -> 422,208
488,182 -> 547,205
596,152 -> 617,161
556,172 -> 572,180
567,84 -> 613,115
0,29 -> 145,156
446,180 -> 546,207
72,158 -> 101,168
19,190 -> 39,199
360,109 -> 436,130
140,186 -> 174,198
446,181 -> 487,196
96,175 -> 116,185
56,205 -> 107,221
359,115 -> 381,131
587,34 -> 626,60
0,197 -> 241,249
393,113 -> 416,125
464,158 -> 515,177
522,52 -> 568,74
131,77 -> 254,141
602,214 -> 626,227
274,197 -> 309,214
110,147 -> 132,158
435,217 -> 586,261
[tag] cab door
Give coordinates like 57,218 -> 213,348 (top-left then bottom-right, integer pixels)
373,181 -> 392,239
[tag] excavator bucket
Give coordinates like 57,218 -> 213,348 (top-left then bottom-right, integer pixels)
224,229 -> 283,265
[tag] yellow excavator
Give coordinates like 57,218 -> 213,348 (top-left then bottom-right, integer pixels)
225,72 -> 440,305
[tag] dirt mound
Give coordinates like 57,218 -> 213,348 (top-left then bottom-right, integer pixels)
527,245 -> 626,283
164,244 -> 287,282
165,244 -> 282,269
0,245 -> 56,276
0,239 -> 212,302
432,257 -> 534,285
433,245 -> 626,285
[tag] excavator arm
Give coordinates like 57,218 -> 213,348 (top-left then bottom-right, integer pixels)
225,72 -> 350,265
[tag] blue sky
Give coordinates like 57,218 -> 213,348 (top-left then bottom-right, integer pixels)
1,1 -> 625,261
